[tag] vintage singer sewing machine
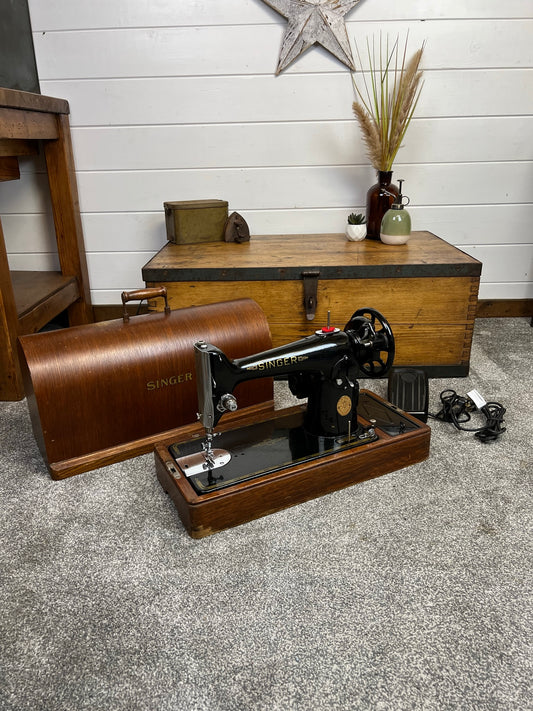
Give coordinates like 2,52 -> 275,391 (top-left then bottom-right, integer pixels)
154,308 -> 431,537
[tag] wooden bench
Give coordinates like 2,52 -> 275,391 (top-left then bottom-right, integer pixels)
0,88 -> 93,400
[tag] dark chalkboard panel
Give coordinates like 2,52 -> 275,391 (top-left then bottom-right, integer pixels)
0,0 -> 40,93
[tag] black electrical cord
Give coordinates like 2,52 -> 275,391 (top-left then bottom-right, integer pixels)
429,389 -> 506,442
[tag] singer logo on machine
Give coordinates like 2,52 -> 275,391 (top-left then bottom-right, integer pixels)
246,355 -> 309,371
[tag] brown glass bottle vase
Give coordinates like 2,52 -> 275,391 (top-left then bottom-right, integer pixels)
365,171 -> 399,240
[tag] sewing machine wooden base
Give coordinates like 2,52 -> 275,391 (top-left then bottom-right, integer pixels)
154,390 -> 431,538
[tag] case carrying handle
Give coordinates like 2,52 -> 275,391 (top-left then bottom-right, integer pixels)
121,286 -> 170,322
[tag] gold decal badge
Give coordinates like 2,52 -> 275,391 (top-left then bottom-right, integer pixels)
336,395 -> 352,417
146,372 -> 192,390
245,355 -> 308,371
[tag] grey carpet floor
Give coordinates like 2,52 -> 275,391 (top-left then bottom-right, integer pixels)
0,318 -> 531,711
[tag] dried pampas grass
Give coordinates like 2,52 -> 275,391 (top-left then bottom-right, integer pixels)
352,34 -> 425,172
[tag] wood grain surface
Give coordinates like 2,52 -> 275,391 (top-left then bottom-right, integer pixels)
0,87 -> 69,114
145,232 -> 480,371
19,298 -> 273,478
143,232 -> 481,280
155,392 -> 431,538
0,220 -> 22,399
0,91 -> 93,400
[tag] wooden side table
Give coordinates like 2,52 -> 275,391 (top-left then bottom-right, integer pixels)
0,88 -> 93,400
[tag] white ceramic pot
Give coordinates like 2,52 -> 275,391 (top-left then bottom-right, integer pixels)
346,224 -> 367,241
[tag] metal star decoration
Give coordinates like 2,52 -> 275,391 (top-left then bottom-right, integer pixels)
261,0 -> 361,74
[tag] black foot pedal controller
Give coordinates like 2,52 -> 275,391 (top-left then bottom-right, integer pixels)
387,367 -> 429,423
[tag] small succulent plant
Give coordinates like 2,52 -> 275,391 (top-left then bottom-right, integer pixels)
347,213 -> 366,225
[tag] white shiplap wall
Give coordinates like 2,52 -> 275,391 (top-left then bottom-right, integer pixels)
2,0 -> 532,304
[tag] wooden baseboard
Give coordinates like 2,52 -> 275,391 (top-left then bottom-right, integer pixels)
476,299 -> 532,318
95,300 -> 533,324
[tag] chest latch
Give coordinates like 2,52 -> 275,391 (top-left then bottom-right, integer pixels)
302,270 -> 320,321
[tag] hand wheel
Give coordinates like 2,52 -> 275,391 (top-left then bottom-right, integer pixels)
345,307 -> 395,377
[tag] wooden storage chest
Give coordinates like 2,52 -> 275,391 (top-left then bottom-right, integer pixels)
142,231 -> 482,377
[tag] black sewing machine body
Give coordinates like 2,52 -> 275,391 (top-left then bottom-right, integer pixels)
169,308 -> 403,492
156,308 -> 431,536
195,308 -> 395,436
197,328 -> 366,439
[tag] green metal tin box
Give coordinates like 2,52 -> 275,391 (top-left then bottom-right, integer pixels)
164,199 -> 229,244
